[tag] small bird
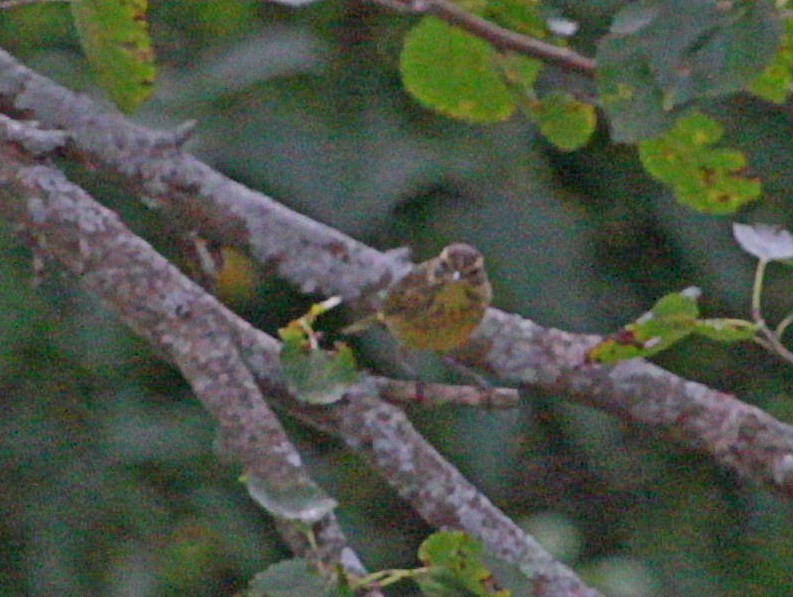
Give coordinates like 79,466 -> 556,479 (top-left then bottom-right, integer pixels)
348,243 -> 492,352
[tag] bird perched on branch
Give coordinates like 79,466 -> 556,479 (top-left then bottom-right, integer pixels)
346,243 -> 492,352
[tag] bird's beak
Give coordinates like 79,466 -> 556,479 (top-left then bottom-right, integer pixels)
451,271 -> 462,281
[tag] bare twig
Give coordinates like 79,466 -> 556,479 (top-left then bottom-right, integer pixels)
372,376 -> 520,408
368,0 -> 596,76
754,320 -> 793,366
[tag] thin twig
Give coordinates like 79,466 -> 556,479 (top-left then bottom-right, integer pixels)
754,321 -> 793,366
776,312 -> 793,339
372,376 -> 520,408
370,0 -> 596,76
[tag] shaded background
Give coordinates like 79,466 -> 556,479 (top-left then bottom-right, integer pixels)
3,1 -> 793,595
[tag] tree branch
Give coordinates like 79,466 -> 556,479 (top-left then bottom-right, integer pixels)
0,51 -> 793,496
1,48 -> 792,497
0,130 -> 598,595
0,140 -> 376,590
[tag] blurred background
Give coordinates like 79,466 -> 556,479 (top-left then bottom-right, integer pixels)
3,1 -> 793,595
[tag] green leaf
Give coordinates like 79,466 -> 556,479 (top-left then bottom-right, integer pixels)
749,19 -> 793,104
278,298 -> 359,405
415,568 -> 483,597
596,35 -> 674,142
249,558 -> 341,597
693,319 -> 757,342
642,0 -> 779,106
400,17 -> 516,123
70,0 -> 156,113
279,337 -> 359,405
589,287 -> 758,364
419,530 -> 484,568
588,288 -> 702,364
597,0 -> 780,142
416,531 -> 508,596
244,473 -> 337,525
496,53 -> 543,95
638,111 -> 761,214
528,92 -> 596,151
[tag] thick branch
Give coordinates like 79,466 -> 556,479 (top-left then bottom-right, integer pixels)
0,49 -> 406,310
1,135 -> 598,595
0,143 -> 373,586
2,51 -> 793,494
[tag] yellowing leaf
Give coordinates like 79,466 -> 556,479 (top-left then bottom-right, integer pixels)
529,92 -> 596,151
70,0 -> 156,112
589,288 -> 701,364
400,17 -> 516,123
417,531 -> 508,596
638,111 -> 761,214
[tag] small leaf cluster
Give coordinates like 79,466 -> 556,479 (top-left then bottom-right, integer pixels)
248,530 -> 531,596
597,0 -> 781,143
278,297 -> 360,405
400,7 -> 595,151
589,287 -> 757,365
415,531 -> 528,596
26,0 -> 793,215
398,0 -> 793,214
590,222 -> 793,366
749,19 -> 793,103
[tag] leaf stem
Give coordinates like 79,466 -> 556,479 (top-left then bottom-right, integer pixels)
749,259 -> 793,365
352,567 -> 427,590
755,323 -> 793,365
776,312 -> 793,339
751,258 -> 767,321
